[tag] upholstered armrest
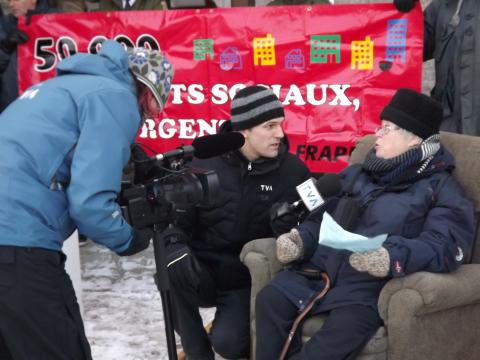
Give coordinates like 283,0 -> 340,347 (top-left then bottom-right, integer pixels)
240,238 -> 282,297
378,264 -> 480,321
240,237 -> 283,356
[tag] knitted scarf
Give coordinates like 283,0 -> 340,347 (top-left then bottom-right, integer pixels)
362,134 -> 441,184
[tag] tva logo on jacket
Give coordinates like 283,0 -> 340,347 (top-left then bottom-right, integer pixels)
260,184 -> 273,192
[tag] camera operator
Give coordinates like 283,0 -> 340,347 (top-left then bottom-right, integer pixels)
0,40 -> 173,359
166,85 -> 311,360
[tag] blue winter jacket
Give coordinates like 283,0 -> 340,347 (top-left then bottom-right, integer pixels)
271,146 -> 475,313
0,40 -> 141,253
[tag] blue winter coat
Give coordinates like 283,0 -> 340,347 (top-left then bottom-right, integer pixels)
271,146 -> 474,313
0,40 -> 141,253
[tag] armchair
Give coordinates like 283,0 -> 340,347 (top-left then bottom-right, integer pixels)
240,131 -> 480,360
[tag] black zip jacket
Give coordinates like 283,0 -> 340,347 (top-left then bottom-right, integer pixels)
179,131 -> 310,290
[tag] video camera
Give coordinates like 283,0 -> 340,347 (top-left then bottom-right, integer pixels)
119,132 -> 245,229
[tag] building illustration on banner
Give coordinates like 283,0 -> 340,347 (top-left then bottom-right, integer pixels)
253,33 -> 276,66
285,49 -> 305,70
351,36 -> 374,70
220,47 -> 243,70
192,18 -> 404,71
193,39 -> 214,60
310,35 -> 341,64
386,19 -> 407,63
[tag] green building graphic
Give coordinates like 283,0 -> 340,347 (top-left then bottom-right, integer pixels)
310,35 -> 341,64
194,39 -> 214,60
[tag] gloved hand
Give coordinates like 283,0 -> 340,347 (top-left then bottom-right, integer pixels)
164,226 -> 202,289
0,29 -> 29,54
276,228 -> 304,264
393,0 -> 417,13
117,227 -> 153,256
270,202 -> 302,237
349,246 -> 390,277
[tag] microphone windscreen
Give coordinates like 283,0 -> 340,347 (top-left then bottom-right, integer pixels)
315,173 -> 342,198
192,132 -> 245,159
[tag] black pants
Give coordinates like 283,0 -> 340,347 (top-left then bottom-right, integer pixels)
169,259 -> 250,360
256,285 -> 382,360
0,246 -> 92,360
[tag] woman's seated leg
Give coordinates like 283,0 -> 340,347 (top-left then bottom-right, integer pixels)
255,285 -> 300,360
293,304 -> 382,360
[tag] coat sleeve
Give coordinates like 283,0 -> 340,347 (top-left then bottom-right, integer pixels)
67,88 -> 141,253
384,176 -> 474,277
296,165 -> 357,261
423,0 -> 441,61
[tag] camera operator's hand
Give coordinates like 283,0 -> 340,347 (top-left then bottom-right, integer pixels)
0,29 -> 29,54
393,0 -> 418,13
164,227 -> 202,289
270,202 -> 302,237
117,227 -> 153,256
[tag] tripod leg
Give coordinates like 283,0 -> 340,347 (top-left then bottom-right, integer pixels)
152,229 -> 178,360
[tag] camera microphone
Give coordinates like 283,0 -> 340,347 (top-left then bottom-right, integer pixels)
148,132 -> 245,162
191,132 -> 245,159
153,145 -> 195,161
294,173 -> 342,212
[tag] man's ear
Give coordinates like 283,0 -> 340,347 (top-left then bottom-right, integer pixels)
238,129 -> 249,139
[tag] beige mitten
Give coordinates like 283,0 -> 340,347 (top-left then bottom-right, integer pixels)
276,228 -> 304,264
349,247 -> 390,277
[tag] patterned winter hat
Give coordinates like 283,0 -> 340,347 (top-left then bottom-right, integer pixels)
127,47 -> 174,111
230,85 -> 285,131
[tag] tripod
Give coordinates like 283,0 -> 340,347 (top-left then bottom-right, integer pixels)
152,223 -> 178,360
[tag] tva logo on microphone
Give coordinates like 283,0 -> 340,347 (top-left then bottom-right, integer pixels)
296,178 -> 325,212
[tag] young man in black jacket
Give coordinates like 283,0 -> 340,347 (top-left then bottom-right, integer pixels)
167,85 -> 311,360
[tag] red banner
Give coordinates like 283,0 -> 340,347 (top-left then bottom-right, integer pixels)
18,3 -> 423,173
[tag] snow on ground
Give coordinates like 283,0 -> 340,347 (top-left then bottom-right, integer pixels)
81,241 -> 219,360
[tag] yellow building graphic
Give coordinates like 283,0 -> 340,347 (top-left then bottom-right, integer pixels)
253,33 -> 276,66
351,36 -> 374,70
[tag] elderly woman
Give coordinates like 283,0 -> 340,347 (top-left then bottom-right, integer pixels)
255,88 -> 475,360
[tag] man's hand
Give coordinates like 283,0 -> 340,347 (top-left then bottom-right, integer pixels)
276,228 -> 304,264
349,246 -> 390,278
117,227 -> 153,256
393,0 -> 418,13
270,202 -> 302,237
0,29 -> 29,54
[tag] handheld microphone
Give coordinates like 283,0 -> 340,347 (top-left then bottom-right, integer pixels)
294,173 -> 342,212
147,132 -> 245,163
270,173 -> 342,236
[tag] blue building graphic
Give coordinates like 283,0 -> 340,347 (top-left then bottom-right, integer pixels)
285,49 -> 305,69
386,19 -> 407,63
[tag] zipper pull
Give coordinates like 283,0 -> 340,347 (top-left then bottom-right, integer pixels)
247,162 -> 252,171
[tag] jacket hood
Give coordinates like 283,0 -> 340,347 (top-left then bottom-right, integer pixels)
56,40 -> 135,91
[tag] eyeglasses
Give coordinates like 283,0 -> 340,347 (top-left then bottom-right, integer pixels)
374,124 -> 402,135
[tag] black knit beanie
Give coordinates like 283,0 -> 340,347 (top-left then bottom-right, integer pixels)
230,85 -> 285,131
380,88 -> 442,139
